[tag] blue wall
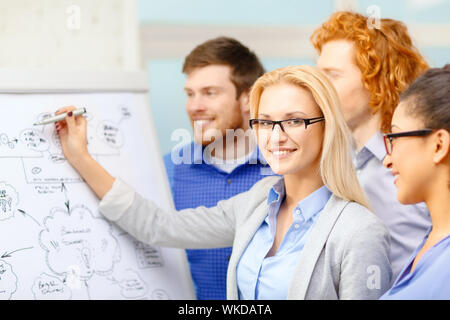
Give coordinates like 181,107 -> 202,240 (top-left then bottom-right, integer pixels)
139,0 -> 450,25
138,0 -> 334,25
358,0 -> 450,23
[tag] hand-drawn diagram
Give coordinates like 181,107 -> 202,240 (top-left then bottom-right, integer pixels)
0,94 -> 194,300
0,182 -> 18,221
0,133 -> 18,150
152,289 -> 170,300
0,259 -> 18,300
20,129 -> 50,152
107,269 -> 148,299
97,121 -> 124,149
0,105 -> 131,184
32,273 -> 72,300
134,241 -> 164,269
35,203 -> 174,300
39,204 -> 120,280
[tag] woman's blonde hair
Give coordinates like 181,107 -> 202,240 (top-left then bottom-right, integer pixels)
250,65 -> 370,208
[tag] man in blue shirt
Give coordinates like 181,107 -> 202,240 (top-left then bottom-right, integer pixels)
163,37 -> 271,300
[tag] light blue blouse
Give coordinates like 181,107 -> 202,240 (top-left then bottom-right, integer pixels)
380,227 -> 450,300
236,178 -> 331,300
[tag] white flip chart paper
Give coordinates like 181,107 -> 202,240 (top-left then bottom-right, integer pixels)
0,92 -> 195,300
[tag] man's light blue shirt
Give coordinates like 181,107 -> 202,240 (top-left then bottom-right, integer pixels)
236,178 -> 331,300
380,227 -> 450,300
354,131 -> 431,279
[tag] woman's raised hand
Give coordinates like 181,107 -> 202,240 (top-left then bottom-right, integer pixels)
55,106 -> 90,166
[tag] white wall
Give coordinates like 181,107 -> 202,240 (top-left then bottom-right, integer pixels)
0,0 -> 140,71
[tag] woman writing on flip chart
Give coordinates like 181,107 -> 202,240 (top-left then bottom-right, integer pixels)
55,65 -> 392,300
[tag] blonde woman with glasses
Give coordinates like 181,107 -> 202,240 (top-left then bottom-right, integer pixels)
54,65 -> 392,300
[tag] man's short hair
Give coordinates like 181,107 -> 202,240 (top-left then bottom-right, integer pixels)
310,11 -> 429,132
183,37 -> 265,99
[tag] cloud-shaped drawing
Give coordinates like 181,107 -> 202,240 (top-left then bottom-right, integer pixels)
112,269 -> 148,299
0,182 -> 18,221
39,204 -> 120,280
31,273 -> 72,300
0,259 -> 18,300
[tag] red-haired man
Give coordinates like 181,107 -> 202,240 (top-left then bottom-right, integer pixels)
311,11 -> 431,280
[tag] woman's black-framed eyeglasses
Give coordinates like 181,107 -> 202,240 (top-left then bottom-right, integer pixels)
383,129 -> 434,155
249,117 -> 325,133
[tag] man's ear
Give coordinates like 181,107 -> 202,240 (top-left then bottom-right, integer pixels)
238,88 -> 251,107
433,129 -> 450,164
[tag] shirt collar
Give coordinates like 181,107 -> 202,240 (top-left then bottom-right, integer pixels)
266,178 -> 331,222
365,131 -> 387,161
296,185 -> 332,222
267,178 -> 285,205
354,131 -> 386,169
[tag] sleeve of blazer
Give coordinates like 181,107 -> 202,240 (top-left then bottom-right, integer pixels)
338,206 -> 393,300
98,178 -> 248,249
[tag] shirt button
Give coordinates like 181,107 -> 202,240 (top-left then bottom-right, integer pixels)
294,224 -> 300,229
227,179 -> 232,184
295,209 -> 301,215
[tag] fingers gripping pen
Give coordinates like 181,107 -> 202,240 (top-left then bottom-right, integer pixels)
33,108 -> 87,126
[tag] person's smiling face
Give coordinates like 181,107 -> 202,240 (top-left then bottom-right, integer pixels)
383,100 -> 434,204
256,82 -> 325,176
184,64 -> 245,145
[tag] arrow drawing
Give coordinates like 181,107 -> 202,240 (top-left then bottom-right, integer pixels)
61,182 -> 67,193
1,246 -> 33,258
85,280 -> 91,300
17,208 -> 41,227
61,182 -> 70,212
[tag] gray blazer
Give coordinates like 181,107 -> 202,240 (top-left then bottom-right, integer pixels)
99,175 -> 392,300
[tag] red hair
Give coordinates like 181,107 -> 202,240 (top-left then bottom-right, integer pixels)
311,11 -> 429,132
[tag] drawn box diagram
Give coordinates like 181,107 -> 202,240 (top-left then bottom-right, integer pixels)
134,241 -> 164,269
22,156 -> 84,185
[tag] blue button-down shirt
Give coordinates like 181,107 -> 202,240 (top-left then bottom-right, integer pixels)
354,131 -> 431,280
236,178 -> 331,300
163,142 -> 272,300
380,227 -> 450,299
